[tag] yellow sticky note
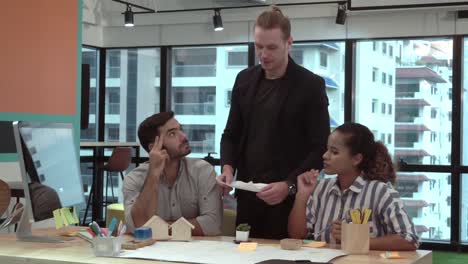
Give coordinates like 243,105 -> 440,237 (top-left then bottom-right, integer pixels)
53,209 -> 64,229
60,208 -> 69,226
380,251 -> 403,259
238,242 -> 258,252
62,208 -> 77,225
72,207 -> 79,224
302,241 -> 326,248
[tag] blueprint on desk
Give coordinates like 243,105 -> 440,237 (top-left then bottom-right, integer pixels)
118,240 -> 347,264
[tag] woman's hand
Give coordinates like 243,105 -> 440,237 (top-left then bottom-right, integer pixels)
296,169 -> 320,199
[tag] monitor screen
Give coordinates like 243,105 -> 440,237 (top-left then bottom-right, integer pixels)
12,121 -> 84,241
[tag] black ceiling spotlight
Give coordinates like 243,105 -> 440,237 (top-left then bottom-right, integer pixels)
335,3 -> 347,25
124,4 -> 134,27
111,0 -> 155,27
213,9 -> 224,32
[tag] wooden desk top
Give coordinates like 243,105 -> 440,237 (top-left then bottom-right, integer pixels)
80,142 -> 140,148
0,230 -> 432,264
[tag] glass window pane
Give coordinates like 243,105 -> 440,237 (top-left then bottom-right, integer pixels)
396,172 -> 451,241
81,47 -> 99,143
171,45 -> 248,159
173,47 -> 216,77
463,38 -> 468,165
104,48 -> 161,157
462,174 -> 468,243
462,38 -> 468,244
289,42 -> 346,128
355,39 -> 453,165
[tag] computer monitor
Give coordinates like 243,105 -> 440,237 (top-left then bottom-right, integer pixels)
12,121 -> 85,242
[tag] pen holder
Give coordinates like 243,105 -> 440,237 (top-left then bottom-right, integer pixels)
92,236 -> 122,257
341,222 -> 369,254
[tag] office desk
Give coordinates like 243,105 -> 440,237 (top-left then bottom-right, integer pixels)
80,142 -> 140,224
80,141 -> 141,149
0,231 -> 432,264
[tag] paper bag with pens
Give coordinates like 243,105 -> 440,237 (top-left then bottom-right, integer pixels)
341,208 -> 372,254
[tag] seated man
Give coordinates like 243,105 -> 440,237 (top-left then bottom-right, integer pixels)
123,111 -> 222,236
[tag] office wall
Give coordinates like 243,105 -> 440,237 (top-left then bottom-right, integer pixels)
0,1 -> 79,115
0,1 -> 81,175
82,4 -> 468,47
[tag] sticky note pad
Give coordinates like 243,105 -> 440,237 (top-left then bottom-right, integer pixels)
238,242 -> 258,252
53,209 -> 64,229
61,208 -> 77,225
302,240 -> 326,248
380,251 -> 403,259
72,207 -> 79,223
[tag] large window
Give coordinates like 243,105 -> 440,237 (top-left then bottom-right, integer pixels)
463,38 -> 468,166
183,125 -> 215,154
81,47 -> 99,142
463,172 -> 468,243
171,45 -> 248,158
356,39 -> 453,243
355,39 -> 453,165
173,86 -> 215,115
173,47 -> 217,77
395,172 -> 451,241
290,42 -> 346,128
462,38 -> 468,243
104,48 -> 161,151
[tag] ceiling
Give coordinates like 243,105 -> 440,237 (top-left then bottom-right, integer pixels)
83,0 -> 325,15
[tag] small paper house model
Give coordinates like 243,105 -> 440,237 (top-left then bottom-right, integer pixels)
143,215 -> 170,240
170,217 -> 195,241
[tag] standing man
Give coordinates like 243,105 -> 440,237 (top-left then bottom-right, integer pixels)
123,111 -> 222,236
217,6 -> 330,239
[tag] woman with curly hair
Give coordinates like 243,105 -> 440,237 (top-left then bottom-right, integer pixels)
288,122 -> 419,251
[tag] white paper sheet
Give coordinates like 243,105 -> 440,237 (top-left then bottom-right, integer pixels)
118,240 -> 347,264
228,181 -> 268,192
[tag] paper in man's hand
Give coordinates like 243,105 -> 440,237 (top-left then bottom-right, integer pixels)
228,181 -> 268,193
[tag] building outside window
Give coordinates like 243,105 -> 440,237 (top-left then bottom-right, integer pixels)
461,37 -> 468,243
372,99 -> 378,113
355,39 -> 453,241
227,51 -> 248,67
172,86 -> 216,115
319,51 -> 328,68
372,67 -> 378,82
171,45 -> 247,160
107,50 -> 120,78
173,47 -> 216,77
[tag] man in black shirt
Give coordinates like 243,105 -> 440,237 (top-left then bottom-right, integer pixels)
217,6 -> 330,239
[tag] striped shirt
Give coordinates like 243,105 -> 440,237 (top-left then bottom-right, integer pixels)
306,175 -> 419,247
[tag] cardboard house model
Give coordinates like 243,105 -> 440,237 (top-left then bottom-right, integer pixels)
143,215 -> 170,240
170,217 -> 195,241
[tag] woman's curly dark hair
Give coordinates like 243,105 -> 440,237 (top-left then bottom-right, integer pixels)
334,122 -> 396,184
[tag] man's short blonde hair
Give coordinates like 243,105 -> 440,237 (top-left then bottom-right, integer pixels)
254,5 -> 291,40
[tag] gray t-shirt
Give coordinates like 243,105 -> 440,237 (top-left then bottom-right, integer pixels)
123,158 -> 222,235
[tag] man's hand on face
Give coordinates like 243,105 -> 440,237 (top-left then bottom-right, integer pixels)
148,134 -> 170,178
256,181 -> 288,205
